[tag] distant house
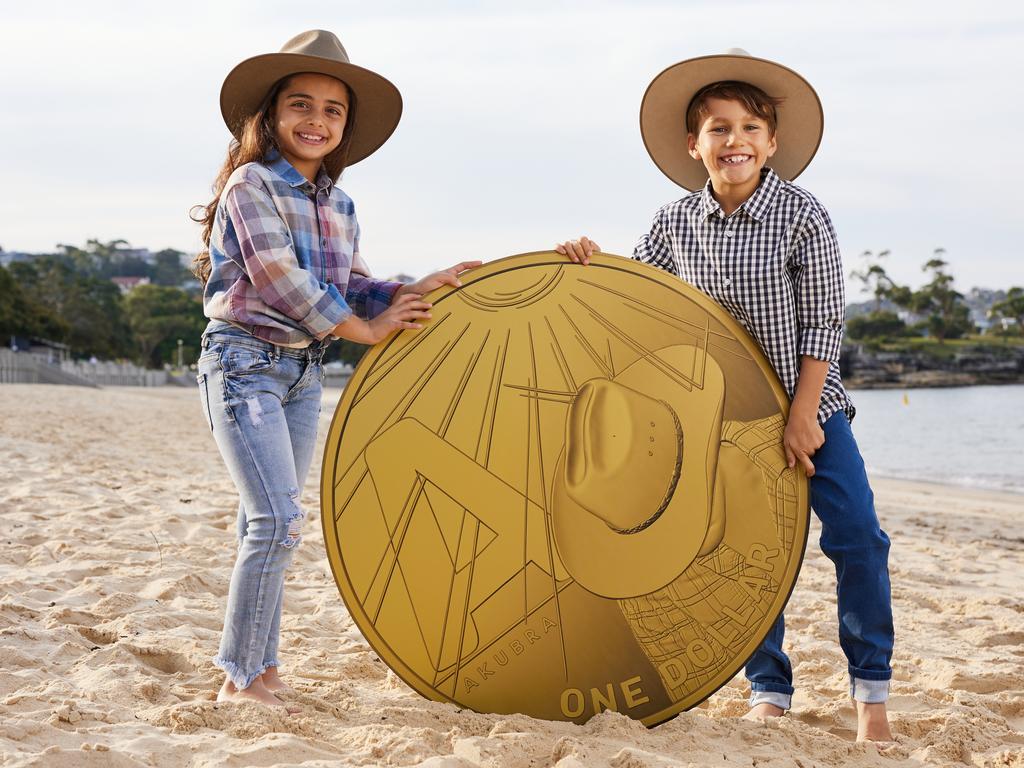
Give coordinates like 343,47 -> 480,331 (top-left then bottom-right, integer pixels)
111,275 -> 151,294
8,336 -> 71,364
0,251 -> 34,267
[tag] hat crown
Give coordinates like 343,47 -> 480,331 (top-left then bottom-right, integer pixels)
279,29 -> 351,64
563,379 -> 682,533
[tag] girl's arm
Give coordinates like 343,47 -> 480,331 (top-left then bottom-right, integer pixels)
393,261 -> 483,298
332,292 -> 432,345
226,180 -> 353,340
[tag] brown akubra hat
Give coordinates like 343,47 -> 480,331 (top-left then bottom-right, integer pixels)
640,48 -> 823,191
220,29 -> 402,166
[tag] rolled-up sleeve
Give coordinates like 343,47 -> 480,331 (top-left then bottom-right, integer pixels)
792,204 -> 845,362
633,208 -> 678,276
225,181 -> 352,340
346,274 -> 401,319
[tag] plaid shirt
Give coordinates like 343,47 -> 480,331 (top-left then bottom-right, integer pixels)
203,152 -> 400,347
633,168 -> 855,424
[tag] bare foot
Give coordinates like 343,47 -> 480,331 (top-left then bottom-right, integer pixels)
260,666 -> 294,695
217,676 -> 299,714
743,702 -> 785,721
856,701 -> 893,742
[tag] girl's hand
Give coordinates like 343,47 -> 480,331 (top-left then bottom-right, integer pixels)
396,261 -> 483,299
783,406 -> 825,477
333,293 -> 432,344
554,236 -> 600,265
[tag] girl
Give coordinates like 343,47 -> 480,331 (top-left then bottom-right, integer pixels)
193,30 -> 479,710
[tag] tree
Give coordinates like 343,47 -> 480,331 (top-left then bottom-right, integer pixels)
990,287 -> 1024,336
8,256 -> 132,358
846,311 -> 910,342
0,264 -> 68,341
123,284 -> 207,368
324,338 -> 370,367
152,249 -> 191,286
849,250 -> 896,311
907,250 -> 974,342
847,250 -> 912,340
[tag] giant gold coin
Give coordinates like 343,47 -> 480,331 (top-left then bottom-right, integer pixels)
321,252 -> 810,726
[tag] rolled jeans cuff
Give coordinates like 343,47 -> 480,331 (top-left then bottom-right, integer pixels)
749,689 -> 792,711
850,677 -> 890,703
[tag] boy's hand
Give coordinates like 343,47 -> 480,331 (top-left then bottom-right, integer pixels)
395,261 -> 482,299
333,293 -> 432,345
554,236 -> 600,265
783,405 -> 825,477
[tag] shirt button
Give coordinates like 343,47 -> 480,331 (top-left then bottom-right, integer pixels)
723,277 -> 733,287
724,229 -> 734,238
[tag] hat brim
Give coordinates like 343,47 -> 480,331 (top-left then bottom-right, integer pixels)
220,52 -> 402,166
640,53 -> 823,191
551,344 -> 726,599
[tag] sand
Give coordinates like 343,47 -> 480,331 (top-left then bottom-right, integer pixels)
0,384 -> 1022,768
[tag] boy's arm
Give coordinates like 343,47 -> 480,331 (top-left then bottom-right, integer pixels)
785,202 -> 846,475
633,209 -> 678,276
793,204 -> 845,364
552,208 -> 676,272
786,356 -> 828,476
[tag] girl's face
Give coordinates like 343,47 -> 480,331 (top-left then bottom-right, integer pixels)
272,72 -> 350,180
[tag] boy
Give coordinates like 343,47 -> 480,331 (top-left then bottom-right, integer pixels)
555,49 -> 894,742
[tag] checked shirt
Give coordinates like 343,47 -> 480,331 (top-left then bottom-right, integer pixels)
633,168 -> 855,424
203,152 -> 400,348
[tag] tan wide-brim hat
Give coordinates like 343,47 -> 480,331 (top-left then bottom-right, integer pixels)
220,29 -> 402,166
640,48 -> 823,191
551,345 -> 726,599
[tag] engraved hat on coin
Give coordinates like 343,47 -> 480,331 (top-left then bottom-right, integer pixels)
639,48 -> 823,190
219,29 -> 403,166
551,344 -> 728,599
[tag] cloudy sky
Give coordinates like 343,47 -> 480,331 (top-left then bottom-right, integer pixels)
2,0 -> 1022,296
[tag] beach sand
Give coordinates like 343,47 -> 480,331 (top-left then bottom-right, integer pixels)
1,384 -> 1022,767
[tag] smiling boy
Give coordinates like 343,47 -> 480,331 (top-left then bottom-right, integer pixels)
557,49 -> 894,742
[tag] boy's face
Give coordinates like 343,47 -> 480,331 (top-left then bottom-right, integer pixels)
687,97 -> 777,192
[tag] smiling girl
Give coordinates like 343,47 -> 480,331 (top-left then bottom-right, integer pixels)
192,30 -> 478,710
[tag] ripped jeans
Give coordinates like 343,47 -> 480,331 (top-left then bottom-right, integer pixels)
196,322 -> 326,690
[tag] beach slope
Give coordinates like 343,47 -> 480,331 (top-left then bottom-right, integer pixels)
0,385 -> 1021,767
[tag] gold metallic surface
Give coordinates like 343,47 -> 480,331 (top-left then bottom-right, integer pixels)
321,252 -> 810,726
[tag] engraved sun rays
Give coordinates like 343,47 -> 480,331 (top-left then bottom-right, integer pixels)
331,266 -> 728,689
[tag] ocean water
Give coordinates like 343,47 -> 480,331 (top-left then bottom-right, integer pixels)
848,384 -> 1024,494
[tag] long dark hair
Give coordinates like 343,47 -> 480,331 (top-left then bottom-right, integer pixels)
191,75 -> 356,284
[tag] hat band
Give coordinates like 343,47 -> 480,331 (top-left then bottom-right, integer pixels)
611,402 -> 683,536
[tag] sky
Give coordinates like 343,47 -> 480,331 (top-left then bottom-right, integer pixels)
2,0 -> 1022,298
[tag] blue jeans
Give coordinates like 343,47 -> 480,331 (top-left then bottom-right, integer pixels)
196,323 -> 326,690
745,412 -> 893,709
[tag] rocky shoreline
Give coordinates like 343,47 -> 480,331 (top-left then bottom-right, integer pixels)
840,344 -> 1024,389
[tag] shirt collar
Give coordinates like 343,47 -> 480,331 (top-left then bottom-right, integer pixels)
698,167 -> 782,222
265,150 -> 334,194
